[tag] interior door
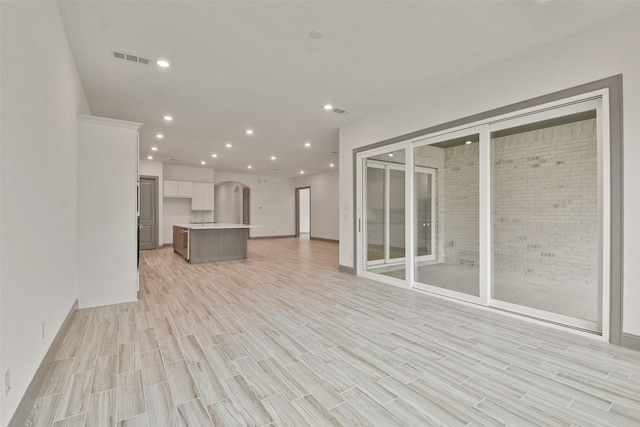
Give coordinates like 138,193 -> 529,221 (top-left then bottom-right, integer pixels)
139,177 -> 157,250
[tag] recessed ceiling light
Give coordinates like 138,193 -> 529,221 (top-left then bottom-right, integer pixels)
246,129 -> 254,135
151,147 -> 158,151
330,163 -> 335,167
156,134 -> 164,139
156,59 -> 170,68
465,140 -> 472,145
164,115 -> 173,121
226,143 -> 232,148
270,156 -> 276,160
211,153 -> 217,158
305,142 -> 311,147
388,153 -> 394,157
309,30 -> 324,39
247,165 -> 252,169
147,156 -> 153,160
300,170 -> 305,174
323,104 -> 333,111
201,161 -> 206,165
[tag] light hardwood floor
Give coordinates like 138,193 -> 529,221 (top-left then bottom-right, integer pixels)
25,238 -> 640,426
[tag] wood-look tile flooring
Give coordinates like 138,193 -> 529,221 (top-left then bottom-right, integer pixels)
26,238 -> 640,426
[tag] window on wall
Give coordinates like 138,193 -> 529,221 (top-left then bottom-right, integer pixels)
356,91 -> 609,336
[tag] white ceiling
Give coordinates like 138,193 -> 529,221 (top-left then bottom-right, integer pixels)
57,0 -> 640,178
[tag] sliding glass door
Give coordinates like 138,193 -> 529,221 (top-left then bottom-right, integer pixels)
412,129 -> 482,301
362,148 -> 407,281
489,100 -> 604,331
356,92 -> 608,335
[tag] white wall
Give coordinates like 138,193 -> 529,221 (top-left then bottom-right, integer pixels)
299,188 -> 310,233
0,1 -> 90,423
164,164 -> 214,182
215,171 -> 296,238
77,117 -> 140,309
296,170 -> 340,241
339,11 -> 640,335
139,159 -> 164,246
162,164 -> 214,244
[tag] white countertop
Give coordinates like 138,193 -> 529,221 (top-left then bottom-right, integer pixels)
174,223 -> 260,230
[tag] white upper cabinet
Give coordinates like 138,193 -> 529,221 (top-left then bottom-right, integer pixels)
191,182 -> 214,211
164,180 -> 192,198
178,181 -> 192,198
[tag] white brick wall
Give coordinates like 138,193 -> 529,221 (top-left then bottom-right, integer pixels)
492,118 -> 598,286
443,144 -> 480,266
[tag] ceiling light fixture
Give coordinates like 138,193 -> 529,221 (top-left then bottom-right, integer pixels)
156,59 -> 170,68
151,147 -> 158,151
323,104 -> 333,111
211,154 -> 217,158
305,142 -> 311,147
147,156 -> 153,160
201,161 -> 206,165
388,153 -> 394,157
164,115 -> 173,121
330,163 -> 335,167
300,170 -> 305,174
226,143 -> 232,148
156,134 -> 164,139
465,140 -> 472,145
246,129 -> 254,135
270,156 -> 276,160
247,165 -> 252,169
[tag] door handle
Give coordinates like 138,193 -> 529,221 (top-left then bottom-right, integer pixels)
358,218 -> 361,232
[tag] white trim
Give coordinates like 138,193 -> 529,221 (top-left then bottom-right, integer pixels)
406,145 -> 415,285
479,124 -> 491,305
490,299 -> 599,332
599,90 -> 611,342
78,114 -> 143,130
413,281 -> 482,305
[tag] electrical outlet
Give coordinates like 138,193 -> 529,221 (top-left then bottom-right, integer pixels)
42,321 -> 45,339
4,370 -> 10,397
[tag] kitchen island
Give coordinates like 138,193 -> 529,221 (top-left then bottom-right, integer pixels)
173,223 -> 258,264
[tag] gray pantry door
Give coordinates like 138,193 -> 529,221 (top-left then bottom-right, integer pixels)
139,176 -> 157,250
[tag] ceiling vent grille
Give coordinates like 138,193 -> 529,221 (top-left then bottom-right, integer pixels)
113,51 -> 150,65
333,108 -> 348,114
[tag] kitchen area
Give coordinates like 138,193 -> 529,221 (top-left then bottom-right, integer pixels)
139,162 -> 257,264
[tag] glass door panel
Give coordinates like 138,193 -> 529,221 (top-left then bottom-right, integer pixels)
490,108 -> 601,330
413,133 -> 480,298
388,168 -> 406,262
415,168 -> 435,260
366,165 -> 385,264
362,149 -> 406,281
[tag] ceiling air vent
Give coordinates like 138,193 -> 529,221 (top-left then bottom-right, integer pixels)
113,51 -> 150,65
333,108 -> 348,114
